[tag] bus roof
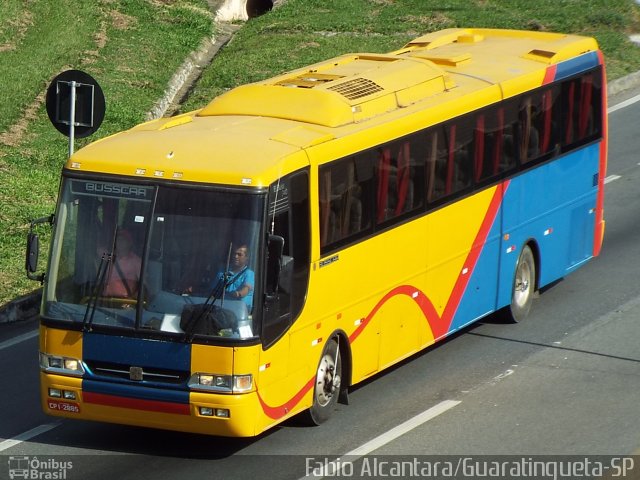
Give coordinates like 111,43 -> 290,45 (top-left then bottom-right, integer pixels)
68,28 -> 600,186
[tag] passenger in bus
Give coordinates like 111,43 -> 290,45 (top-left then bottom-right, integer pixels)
103,230 -> 141,299
215,244 -> 255,310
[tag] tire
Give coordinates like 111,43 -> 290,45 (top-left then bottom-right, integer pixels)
505,244 -> 536,323
305,338 -> 342,425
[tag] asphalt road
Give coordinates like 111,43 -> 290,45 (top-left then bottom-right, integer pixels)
1,87 -> 639,480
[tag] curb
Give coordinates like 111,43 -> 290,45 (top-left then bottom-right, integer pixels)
608,70 -> 640,97
0,290 -> 41,324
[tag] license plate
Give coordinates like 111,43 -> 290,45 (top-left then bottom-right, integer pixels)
48,400 -> 80,414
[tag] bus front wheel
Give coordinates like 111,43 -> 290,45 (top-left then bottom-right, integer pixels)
306,338 -> 342,425
506,244 -> 536,323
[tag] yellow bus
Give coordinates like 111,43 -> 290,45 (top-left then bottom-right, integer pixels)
29,28 -> 606,436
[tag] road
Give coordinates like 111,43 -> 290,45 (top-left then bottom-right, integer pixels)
1,87 -> 639,480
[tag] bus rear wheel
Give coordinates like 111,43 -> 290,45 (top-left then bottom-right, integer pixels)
506,244 -> 536,323
306,338 -> 342,425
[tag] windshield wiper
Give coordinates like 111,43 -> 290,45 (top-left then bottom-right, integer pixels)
182,243 -> 244,339
81,252 -> 111,331
82,228 -> 119,331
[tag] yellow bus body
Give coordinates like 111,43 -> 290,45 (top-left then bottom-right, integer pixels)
40,28 -> 606,436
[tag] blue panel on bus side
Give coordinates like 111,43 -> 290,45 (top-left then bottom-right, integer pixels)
449,209 -> 503,331
496,143 -> 600,309
554,51 -> 600,82
82,332 -> 191,372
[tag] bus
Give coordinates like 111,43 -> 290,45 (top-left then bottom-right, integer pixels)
27,28 -> 607,437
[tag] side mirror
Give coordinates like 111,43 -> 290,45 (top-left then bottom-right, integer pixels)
25,215 -> 54,283
26,233 -> 40,280
265,235 -> 284,299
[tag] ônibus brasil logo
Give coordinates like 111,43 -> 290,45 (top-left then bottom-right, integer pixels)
8,456 -> 73,479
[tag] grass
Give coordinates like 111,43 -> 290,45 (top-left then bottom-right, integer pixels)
2,0 -> 640,307
183,0 -> 640,112
0,0 -> 213,306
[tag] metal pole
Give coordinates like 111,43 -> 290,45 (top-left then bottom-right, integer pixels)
68,80 -> 77,157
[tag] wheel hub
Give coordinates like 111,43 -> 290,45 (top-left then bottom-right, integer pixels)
316,355 -> 341,407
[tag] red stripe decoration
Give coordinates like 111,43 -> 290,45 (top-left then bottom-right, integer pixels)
258,182 -> 508,420
352,182 -> 507,341
257,376 -> 316,420
543,64 -> 557,85
439,182 -> 507,336
84,391 -> 191,416
593,50 -> 607,257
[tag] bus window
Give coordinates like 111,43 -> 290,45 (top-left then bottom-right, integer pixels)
375,139 -> 423,223
518,96 -> 540,164
502,99 -> 520,170
425,127 -> 447,203
578,72 -> 600,140
560,71 -> 602,151
536,86 -> 561,157
448,117 -> 474,195
319,155 -> 373,252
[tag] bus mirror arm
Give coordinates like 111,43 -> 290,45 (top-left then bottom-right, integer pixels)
26,214 -> 54,283
265,234 -> 285,301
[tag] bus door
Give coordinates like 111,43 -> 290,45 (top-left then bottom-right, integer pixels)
257,170 -> 311,422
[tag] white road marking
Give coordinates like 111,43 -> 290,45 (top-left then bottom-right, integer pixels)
301,400 -> 461,479
605,175 -> 621,184
607,93 -> 640,114
596,95 -> 640,188
0,422 -> 61,452
0,329 -> 38,352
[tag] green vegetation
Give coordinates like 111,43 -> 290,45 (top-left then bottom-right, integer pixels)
2,0 -> 640,307
0,0 -> 213,305
183,0 -> 640,111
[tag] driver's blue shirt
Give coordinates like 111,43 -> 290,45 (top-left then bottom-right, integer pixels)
216,268 -> 254,310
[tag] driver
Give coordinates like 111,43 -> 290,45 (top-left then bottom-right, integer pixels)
103,230 -> 141,298
216,244 -> 254,310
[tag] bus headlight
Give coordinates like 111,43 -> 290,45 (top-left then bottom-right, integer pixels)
189,373 -> 253,393
39,353 -> 85,377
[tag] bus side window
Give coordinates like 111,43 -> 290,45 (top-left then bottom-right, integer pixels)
518,96 -> 540,164
502,100 -> 519,172
536,87 -> 560,157
426,127 -> 447,203
448,118 -> 473,195
319,156 -> 372,252
577,73 -> 598,140
560,70 -> 602,152
425,120 -> 474,203
375,140 -> 419,223
476,107 -> 506,183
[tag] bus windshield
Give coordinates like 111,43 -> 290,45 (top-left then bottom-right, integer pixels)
43,177 -> 265,341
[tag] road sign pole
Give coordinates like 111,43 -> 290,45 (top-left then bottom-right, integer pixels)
68,80 -> 77,157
